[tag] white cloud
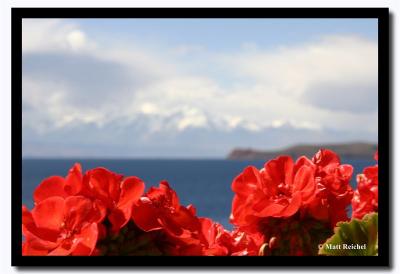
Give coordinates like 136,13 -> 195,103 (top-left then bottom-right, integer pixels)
140,103 -> 159,115
172,44 -> 206,56
21,19 -> 378,157
176,107 -> 208,131
271,120 -> 286,128
22,19 -> 95,53
22,76 -> 108,132
66,30 -> 86,51
222,35 -> 378,113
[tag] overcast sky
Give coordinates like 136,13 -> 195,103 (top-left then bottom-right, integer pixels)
22,19 -> 378,158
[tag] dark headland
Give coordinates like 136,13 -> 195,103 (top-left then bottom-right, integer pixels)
227,142 -> 377,160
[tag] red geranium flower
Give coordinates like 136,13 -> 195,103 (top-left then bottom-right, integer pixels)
22,196 -> 100,256
33,163 -> 83,204
352,154 -> 378,219
80,167 -> 145,233
229,229 -> 264,256
32,164 -> 145,233
305,149 -> 354,226
131,181 -> 201,245
166,217 -> 264,256
198,218 -> 231,255
230,156 -> 316,227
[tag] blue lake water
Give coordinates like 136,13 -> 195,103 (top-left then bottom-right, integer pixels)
22,158 -> 375,230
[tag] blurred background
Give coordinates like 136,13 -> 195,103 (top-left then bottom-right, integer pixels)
22,19 -> 378,228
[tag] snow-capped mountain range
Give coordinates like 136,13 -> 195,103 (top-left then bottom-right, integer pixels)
23,108 -> 377,158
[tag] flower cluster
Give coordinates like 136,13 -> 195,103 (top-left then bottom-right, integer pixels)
351,151 -> 379,219
22,165 -> 145,255
22,149 -> 379,256
230,149 -> 377,255
22,166 -> 261,256
230,149 -> 354,227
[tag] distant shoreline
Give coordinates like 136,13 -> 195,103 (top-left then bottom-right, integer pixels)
21,142 -> 377,161
227,142 -> 377,161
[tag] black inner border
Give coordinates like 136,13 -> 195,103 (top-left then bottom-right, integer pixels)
11,7 -> 390,267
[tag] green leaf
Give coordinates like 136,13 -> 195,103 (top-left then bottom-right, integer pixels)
318,213 -> 378,256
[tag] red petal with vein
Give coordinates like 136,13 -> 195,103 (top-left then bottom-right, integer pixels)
131,198 -> 162,232
109,177 -> 145,232
117,177 -> 145,208
263,156 -> 294,187
71,223 -> 99,256
232,166 -> 261,195
91,200 -> 107,223
254,200 -> 286,217
167,206 -> 201,233
22,242 -> 49,256
22,206 -> 60,248
48,243 -> 77,256
64,196 -> 94,231
279,192 -> 302,217
293,165 -> 316,204
64,163 -> 83,195
32,197 -> 65,232
83,168 -> 123,207
24,231 -> 60,251
33,176 -> 66,204
312,149 -> 340,170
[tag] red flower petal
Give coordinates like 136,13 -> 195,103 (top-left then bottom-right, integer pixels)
254,200 -> 286,217
24,233 -> 60,251
109,177 -> 145,232
199,217 -> 214,245
131,198 -> 162,232
83,168 -> 123,207
63,196 -> 94,231
23,206 -> 60,251
33,176 -> 66,204
263,156 -> 294,188
158,214 -> 184,236
186,204 -> 197,216
64,163 -> 83,195
167,206 -> 201,233
71,223 -> 99,256
230,195 -> 259,226
91,199 -> 107,223
232,166 -> 261,196
22,205 -> 35,233
351,159 -> 379,219
22,242 -> 49,256
364,166 -> 378,179
48,243 -> 76,256
147,181 -> 180,209
47,223 -> 98,256
293,165 -> 316,204
107,209 -> 126,234
32,197 -> 65,232
338,164 -> 354,181
117,176 -> 145,209
294,156 -> 314,172
312,149 -> 340,170
280,192 -> 302,217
